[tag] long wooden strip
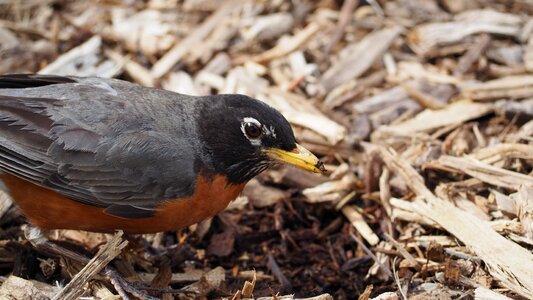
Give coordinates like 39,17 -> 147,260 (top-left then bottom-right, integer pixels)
372,145 -> 533,299
151,0 -> 243,79
376,100 -> 493,136
52,231 -> 128,300
438,155 -> 533,190
321,26 -> 402,92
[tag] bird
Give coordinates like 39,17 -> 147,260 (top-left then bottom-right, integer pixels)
0,73 -> 325,234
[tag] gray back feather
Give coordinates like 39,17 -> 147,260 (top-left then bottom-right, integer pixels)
0,75 -> 205,218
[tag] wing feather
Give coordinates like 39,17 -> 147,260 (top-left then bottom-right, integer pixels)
0,74 -> 199,218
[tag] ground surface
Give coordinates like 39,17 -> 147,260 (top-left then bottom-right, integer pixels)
1,0 -> 533,299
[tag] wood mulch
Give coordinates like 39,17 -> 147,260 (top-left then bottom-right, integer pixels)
1,0 -> 533,299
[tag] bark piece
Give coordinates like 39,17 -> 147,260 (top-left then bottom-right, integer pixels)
321,26 -> 403,92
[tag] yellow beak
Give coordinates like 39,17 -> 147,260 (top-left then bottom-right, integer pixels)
264,143 -> 326,173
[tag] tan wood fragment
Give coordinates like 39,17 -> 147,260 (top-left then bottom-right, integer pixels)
402,81 -> 446,109
384,233 -> 419,268
92,282 -> 120,300
511,186 -> 533,239
462,75 -> 533,101
110,9 -> 176,56
52,231 -> 128,300
506,120 -> 533,143
491,189 -> 517,216
525,34 -> 533,72
379,167 -> 392,218
241,271 -> 256,298
322,0 -> 358,57
139,269 -> 208,283
242,178 -> 286,208
438,155 -> 533,190
303,173 -> 356,203
453,33 -> 491,76
376,101 -> 492,136
266,89 -> 347,145
0,275 -> 59,300
107,50 -> 155,87
472,143 -> 533,164
321,26 -> 403,92
408,9 -> 520,55
242,13 -> 294,42
354,86 -> 413,114
390,197 -> 440,228
151,0 -> 243,79
411,235 -> 456,247
240,22 -> 321,65
374,145 -> 533,299
342,205 -> 380,246
393,61 -> 460,85
180,266 -> 225,295
474,287 -> 513,300
39,35 -> 119,77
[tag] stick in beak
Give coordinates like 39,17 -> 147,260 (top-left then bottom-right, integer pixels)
264,143 -> 326,173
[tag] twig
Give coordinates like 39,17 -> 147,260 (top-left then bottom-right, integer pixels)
384,233 -> 420,269
392,257 -> 407,300
51,231 -> 128,300
267,253 -> 292,291
321,26 -> 403,92
453,33 -> 491,76
106,268 -> 132,300
371,144 -> 533,299
239,22 -> 321,65
151,0 -> 243,79
438,155 -> 533,190
105,268 -> 159,300
23,227 -> 158,300
107,50 -> 154,87
350,233 -> 392,278
342,205 -> 380,246
322,0 -> 358,57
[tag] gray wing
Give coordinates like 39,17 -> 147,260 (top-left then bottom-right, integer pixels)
0,74 -> 200,218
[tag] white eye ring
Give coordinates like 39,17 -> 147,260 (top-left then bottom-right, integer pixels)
241,117 -> 263,145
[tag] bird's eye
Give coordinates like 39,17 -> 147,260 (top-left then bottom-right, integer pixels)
244,122 -> 262,139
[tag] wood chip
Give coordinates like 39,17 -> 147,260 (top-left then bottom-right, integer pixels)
342,205 -> 380,246
240,22 -> 321,65
151,0 -> 243,79
511,186 -> 533,239
0,275 -> 59,300
474,287 -> 513,300
242,178 -> 286,208
39,35 -> 119,77
375,101 -> 492,136
374,144 -> 533,299
180,266 -> 225,296
438,155 -> 533,190
52,231 -> 128,300
408,9 -> 520,55
321,26 -> 403,92
462,75 -> 533,101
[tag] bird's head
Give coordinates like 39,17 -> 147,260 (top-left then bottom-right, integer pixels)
198,94 -> 325,184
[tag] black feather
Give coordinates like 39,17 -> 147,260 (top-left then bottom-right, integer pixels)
0,74 -> 75,89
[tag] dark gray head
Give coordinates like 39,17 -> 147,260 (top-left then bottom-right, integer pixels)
198,94 -> 323,183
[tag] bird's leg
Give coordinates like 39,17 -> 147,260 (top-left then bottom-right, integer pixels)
23,226 -> 158,300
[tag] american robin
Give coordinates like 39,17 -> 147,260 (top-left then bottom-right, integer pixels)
0,74 -> 325,233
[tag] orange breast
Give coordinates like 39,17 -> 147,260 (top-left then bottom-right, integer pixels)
1,173 -> 246,233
